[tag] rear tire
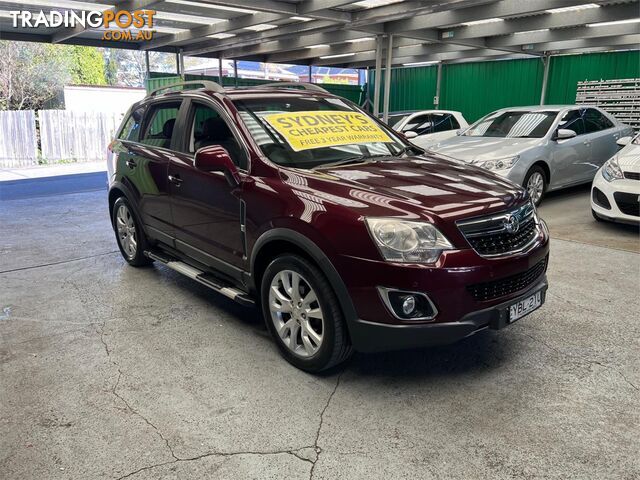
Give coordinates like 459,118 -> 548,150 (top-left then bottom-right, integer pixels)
112,196 -> 153,267
523,166 -> 547,206
261,255 -> 352,372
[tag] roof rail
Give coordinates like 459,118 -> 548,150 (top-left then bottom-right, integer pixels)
149,80 -> 224,97
261,82 -> 329,93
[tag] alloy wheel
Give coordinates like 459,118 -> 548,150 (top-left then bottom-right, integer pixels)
116,204 -> 137,258
527,172 -> 544,204
268,270 -> 324,358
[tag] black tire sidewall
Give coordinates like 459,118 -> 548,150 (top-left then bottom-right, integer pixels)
111,196 -> 150,266
260,255 -> 345,372
524,166 -> 547,206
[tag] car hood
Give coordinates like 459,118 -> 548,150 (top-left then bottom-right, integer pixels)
428,136 -> 541,163
281,155 -> 526,223
617,143 -> 640,172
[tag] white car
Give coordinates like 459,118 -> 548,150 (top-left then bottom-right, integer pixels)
591,133 -> 640,224
393,110 -> 469,149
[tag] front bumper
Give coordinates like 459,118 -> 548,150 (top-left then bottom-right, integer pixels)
591,171 -> 640,224
349,278 -> 548,353
335,220 -> 550,352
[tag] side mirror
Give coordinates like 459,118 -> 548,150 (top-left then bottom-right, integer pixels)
194,145 -> 240,186
455,129 -> 463,136
617,136 -> 632,147
404,130 -> 418,139
553,128 -> 577,141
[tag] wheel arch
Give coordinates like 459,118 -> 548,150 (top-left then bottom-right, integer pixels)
529,160 -> 551,185
250,228 -> 358,330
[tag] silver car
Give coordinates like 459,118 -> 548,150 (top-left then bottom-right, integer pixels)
427,105 -> 634,205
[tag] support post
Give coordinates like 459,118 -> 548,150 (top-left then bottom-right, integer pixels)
308,64 -> 313,83
233,60 -> 238,87
540,54 -> 551,105
178,49 -> 185,79
373,35 -> 383,116
434,62 -> 442,107
144,51 -> 150,80
382,34 -> 393,124
218,56 -> 223,84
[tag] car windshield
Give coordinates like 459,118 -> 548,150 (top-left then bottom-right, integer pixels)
464,110 -> 557,138
233,95 -> 410,169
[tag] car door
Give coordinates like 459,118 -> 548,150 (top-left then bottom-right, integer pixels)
550,108 -> 591,188
582,108 -> 620,179
118,101 -> 182,245
168,98 -> 249,276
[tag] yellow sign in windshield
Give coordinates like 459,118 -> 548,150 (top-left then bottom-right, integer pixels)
263,110 -> 392,152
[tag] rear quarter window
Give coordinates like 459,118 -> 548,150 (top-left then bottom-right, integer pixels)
118,107 -> 144,141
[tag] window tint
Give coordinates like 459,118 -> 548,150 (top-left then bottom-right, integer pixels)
431,113 -> 458,133
140,102 -> 181,149
118,107 -> 143,141
559,110 -> 585,136
190,102 -> 247,169
584,108 -> 613,133
402,114 -> 432,135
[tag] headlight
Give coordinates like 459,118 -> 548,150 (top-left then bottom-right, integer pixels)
476,155 -> 520,171
365,218 -> 454,263
602,155 -> 623,182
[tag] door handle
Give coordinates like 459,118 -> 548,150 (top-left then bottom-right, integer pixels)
125,159 -> 136,169
168,174 -> 183,186
583,140 -> 591,146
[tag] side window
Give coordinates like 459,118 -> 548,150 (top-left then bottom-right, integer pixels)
559,110 -> 585,136
118,107 -> 144,141
450,115 -> 461,130
431,113 -> 455,133
189,102 -> 247,170
140,102 -> 181,149
402,114 -> 432,135
584,108 -> 613,133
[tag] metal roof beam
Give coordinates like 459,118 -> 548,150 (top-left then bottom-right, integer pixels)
184,20 -> 344,56
209,29 -> 371,59
142,11 -> 284,49
51,0 -> 160,43
524,34 -> 640,53
344,47 -> 518,68
487,23 -> 640,49
266,37 -> 423,63
196,0 -> 351,22
385,0 -> 610,33
444,2 -> 639,40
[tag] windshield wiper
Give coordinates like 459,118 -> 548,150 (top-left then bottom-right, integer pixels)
393,145 -> 419,157
313,155 -> 386,170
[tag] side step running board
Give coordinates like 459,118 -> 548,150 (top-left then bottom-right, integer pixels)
144,250 -> 255,307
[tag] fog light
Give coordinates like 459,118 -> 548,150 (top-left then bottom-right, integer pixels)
401,296 -> 416,315
378,287 -> 438,321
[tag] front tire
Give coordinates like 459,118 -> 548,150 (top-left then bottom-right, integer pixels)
112,196 -> 153,267
261,255 -> 352,372
523,166 -> 547,206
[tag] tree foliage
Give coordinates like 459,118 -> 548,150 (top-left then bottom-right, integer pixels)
68,45 -> 107,85
0,41 -> 72,110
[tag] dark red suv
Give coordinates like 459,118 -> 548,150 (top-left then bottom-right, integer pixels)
108,81 -> 549,372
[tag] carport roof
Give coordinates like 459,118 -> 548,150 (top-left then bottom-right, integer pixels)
0,0 -> 638,67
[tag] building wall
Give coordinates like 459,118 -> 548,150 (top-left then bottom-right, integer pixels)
63,85 -> 146,116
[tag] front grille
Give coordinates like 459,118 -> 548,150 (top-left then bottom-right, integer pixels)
467,257 -> 547,302
457,203 -> 539,257
614,192 -> 640,217
592,187 -> 611,210
624,171 -> 640,181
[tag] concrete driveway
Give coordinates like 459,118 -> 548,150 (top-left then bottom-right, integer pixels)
1,188 -> 638,479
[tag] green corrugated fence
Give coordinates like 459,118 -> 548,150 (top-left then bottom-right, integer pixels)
369,50 -> 640,123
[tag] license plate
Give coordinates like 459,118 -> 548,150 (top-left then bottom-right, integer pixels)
509,291 -> 542,323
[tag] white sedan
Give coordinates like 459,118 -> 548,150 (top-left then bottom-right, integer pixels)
393,110 -> 469,149
591,133 -> 640,224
